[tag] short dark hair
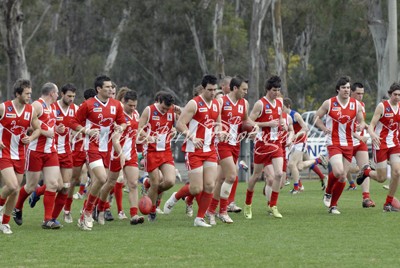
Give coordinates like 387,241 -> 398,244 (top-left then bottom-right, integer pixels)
201,74 -> 218,88
265,75 -> 281,91
159,92 -> 174,106
388,82 -> 400,95
351,82 -> 364,92
61,83 -> 77,95
230,75 -> 248,91
335,76 -> 351,92
124,90 -> 138,102
84,88 -> 97,100
13,79 -> 31,97
283,98 -> 292,108
94,75 -> 111,91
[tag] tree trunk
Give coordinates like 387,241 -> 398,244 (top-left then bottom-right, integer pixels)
185,14 -> 208,74
248,0 -> 271,106
271,0 -> 287,96
367,0 -> 389,103
294,17 -> 314,109
387,0 -> 398,87
103,6 -> 132,74
213,0 -> 225,79
0,0 -> 29,100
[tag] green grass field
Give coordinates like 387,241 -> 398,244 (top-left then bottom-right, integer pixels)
0,180 -> 399,268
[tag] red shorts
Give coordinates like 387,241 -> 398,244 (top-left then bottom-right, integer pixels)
87,151 -> 110,169
58,153 -> 73,169
327,145 -> 353,162
185,151 -> 217,170
352,142 -> 368,156
217,145 -> 240,164
145,151 -> 174,172
72,150 -> 87,167
253,144 -> 284,166
0,158 -> 25,174
109,154 -> 139,172
26,150 -> 60,172
373,147 -> 400,163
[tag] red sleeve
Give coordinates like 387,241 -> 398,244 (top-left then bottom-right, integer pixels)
70,101 -> 88,130
115,103 -> 126,125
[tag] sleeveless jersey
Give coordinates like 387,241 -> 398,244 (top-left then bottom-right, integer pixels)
352,101 -> 366,147
325,96 -> 358,147
111,110 -> 139,160
255,97 -> 283,145
218,95 -> 246,148
54,101 -> 78,154
183,95 -> 220,153
70,96 -> 126,153
289,110 -> 307,144
28,98 -> 57,153
0,100 -> 34,159
374,100 -> 400,149
279,112 -> 290,148
143,104 -> 175,152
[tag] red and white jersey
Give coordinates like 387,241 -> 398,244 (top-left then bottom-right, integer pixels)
352,101 -> 367,147
0,101 -> 34,159
218,95 -> 246,148
28,98 -> 57,153
143,104 -> 175,152
325,96 -> 358,147
111,110 -> 139,160
255,97 -> 283,145
374,100 -> 400,149
290,110 -> 307,144
54,101 -> 79,154
183,95 -> 220,153
70,96 -> 126,153
279,112 -> 290,148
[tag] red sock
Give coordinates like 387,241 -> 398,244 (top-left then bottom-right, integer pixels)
175,184 -> 191,200
97,199 -> 106,212
104,201 -> 110,210
228,176 -> 239,204
197,192 -> 213,218
208,198 -> 219,214
85,194 -> 98,213
151,205 -> 156,213
15,186 -> 30,210
385,195 -> 394,205
185,195 -> 194,206
64,197 -> 73,211
312,165 -> 325,180
36,185 -> 47,197
110,188 -> 114,195
114,182 -> 124,212
156,198 -> 161,208
144,178 -> 151,190
325,172 -> 338,194
298,180 -> 303,187
245,189 -> 254,205
195,193 -> 202,204
219,198 -> 229,214
51,192 -> 68,219
130,207 -> 138,217
78,184 -> 85,195
0,197 -> 6,206
362,192 -> 370,200
269,191 -> 279,207
2,214 -> 10,224
365,168 -> 371,177
43,191 -> 56,221
330,181 -> 346,207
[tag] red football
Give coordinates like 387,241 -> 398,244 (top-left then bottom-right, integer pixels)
139,195 -> 153,215
241,121 -> 254,133
392,197 -> 400,209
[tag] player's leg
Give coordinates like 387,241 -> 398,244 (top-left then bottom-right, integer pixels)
244,163 -> 264,219
383,153 -> 400,211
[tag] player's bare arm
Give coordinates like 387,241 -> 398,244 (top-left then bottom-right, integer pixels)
368,103 -> 384,148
